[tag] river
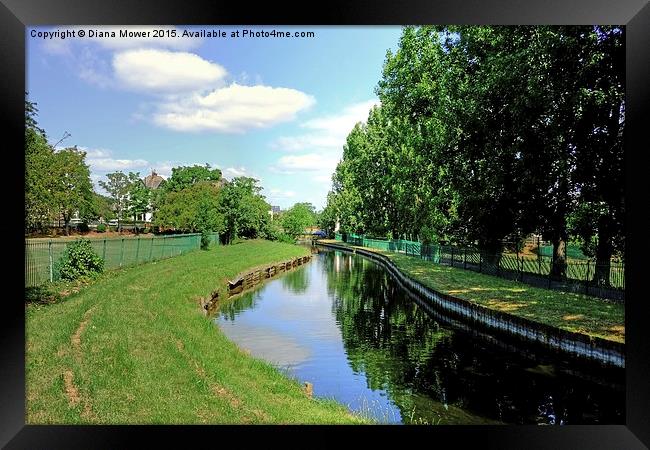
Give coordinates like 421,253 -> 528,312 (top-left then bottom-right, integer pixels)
213,247 -> 624,424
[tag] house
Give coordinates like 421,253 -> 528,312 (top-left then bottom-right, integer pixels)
142,169 -> 166,223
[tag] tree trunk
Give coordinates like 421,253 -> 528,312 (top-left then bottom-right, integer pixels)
550,234 -> 567,280
592,215 -> 613,287
63,212 -> 70,236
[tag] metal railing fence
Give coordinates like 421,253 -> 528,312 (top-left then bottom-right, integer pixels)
25,232 -> 219,287
333,233 -> 624,302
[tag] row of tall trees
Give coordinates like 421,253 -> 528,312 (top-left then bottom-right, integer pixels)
323,26 -> 624,284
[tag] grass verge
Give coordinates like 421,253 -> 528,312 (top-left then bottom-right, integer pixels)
320,240 -> 624,343
26,239 -> 367,424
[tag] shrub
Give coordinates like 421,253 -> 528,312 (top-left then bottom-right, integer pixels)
143,227 -> 151,234
200,230 -> 211,250
276,233 -> 295,244
96,223 -> 107,233
78,222 -> 90,232
56,239 -> 105,281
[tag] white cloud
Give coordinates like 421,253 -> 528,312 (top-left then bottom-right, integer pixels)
89,158 -> 150,171
272,99 -> 377,152
267,188 -> 297,200
274,153 -> 338,173
312,174 -> 333,184
271,135 -> 341,152
303,100 -> 377,135
222,166 -> 249,179
113,49 -> 227,92
81,147 -> 149,172
153,83 -> 315,133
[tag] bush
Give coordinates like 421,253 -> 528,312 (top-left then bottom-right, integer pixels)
56,239 -> 105,281
143,227 -> 151,234
276,233 -> 295,244
96,223 -> 107,233
78,222 -> 90,232
200,230 -> 211,250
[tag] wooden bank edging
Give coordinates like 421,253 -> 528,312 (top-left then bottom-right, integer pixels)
318,241 -> 624,368
200,254 -> 312,313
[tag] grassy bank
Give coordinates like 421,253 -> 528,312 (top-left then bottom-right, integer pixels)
320,240 -> 624,343
26,240 -> 367,424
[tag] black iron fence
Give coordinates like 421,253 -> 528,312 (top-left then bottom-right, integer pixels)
334,233 -> 624,302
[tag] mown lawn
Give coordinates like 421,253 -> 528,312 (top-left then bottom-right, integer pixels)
26,239 -> 367,424
320,240 -> 624,343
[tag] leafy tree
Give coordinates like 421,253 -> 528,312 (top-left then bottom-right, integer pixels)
50,148 -> 94,236
92,193 -> 116,222
25,98 -> 55,232
99,171 -> 131,232
218,177 -> 270,244
155,181 -> 223,235
282,202 -> 317,239
126,173 -> 151,234
328,25 -> 624,284
164,164 -> 223,192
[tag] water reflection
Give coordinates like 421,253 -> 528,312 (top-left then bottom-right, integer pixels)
214,249 -> 624,424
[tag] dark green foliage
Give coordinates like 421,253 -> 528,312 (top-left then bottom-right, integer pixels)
56,239 -> 105,281
164,164 -> 223,193
200,230 -> 211,250
25,285 -> 61,305
281,202 -> 317,238
96,223 -> 107,233
218,177 -> 271,244
327,26 -> 624,282
78,222 -> 90,233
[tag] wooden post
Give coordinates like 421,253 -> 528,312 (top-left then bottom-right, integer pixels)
102,238 -> 107,261
135,237 -> 140,264
149,236 -> 154,261
120,238 -> 125,267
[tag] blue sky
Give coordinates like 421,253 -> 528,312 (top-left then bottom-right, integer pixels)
27,26 -> 403,209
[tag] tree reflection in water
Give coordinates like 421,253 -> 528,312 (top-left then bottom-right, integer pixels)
215,249 -> 624,424
323,250 -> 623,425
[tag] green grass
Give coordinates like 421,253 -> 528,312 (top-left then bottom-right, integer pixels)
321,240 -> 624,343
26,239 -> 367,424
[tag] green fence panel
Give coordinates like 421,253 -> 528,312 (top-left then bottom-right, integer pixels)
25,233 -> 205,287
335,232 -> 623,299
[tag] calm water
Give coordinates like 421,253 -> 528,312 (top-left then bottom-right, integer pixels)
214,248 -> 624,425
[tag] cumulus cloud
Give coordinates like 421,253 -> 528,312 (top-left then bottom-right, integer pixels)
221,166 -> 250,179
265,188 -> 297,201
153,83 -> 315,133
272,99 -> 377,152
80,147 -> 149,172
113,49 -> 227,92
274,153 -> 338,173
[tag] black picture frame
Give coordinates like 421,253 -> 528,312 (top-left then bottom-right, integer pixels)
2,0 -> 649,447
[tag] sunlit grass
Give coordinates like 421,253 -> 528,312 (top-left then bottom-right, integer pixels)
26,240 -> 368,424
322,240 -> 624,343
